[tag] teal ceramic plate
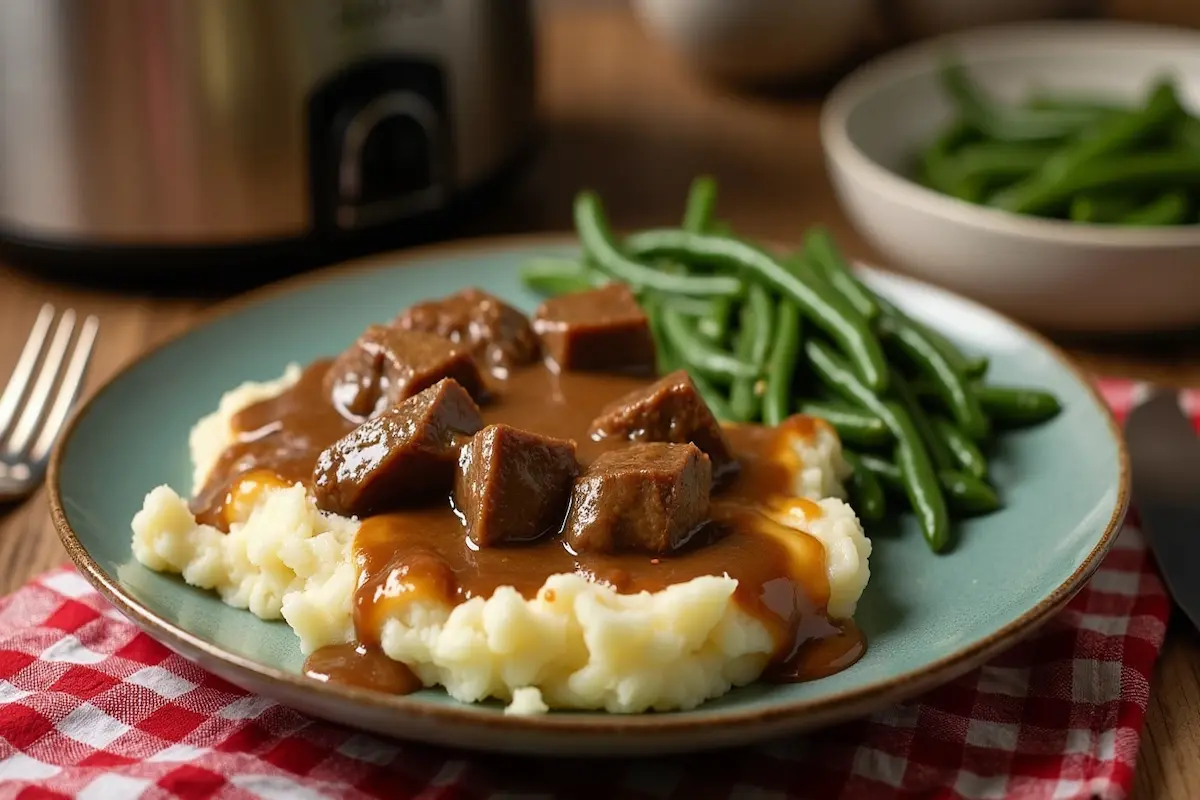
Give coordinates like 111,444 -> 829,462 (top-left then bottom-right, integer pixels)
51,236 -> 1127,756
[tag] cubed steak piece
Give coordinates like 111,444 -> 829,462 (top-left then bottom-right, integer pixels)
323,325 -> 485,420
394,288 -> 540,375
532,284 -> 656,375
564,442 -> 712,554
313,379 -> 483,517
454,424 -> 578,547
588,369 -> 738,482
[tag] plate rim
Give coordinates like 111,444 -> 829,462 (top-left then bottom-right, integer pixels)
47,232 -> 1130,735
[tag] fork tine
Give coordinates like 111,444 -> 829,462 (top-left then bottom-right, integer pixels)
5,309 -> 75,456
0,304 -> 55,441
30,315 -> 99,463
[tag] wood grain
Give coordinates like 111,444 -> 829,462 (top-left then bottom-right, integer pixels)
1,5 -> 1198,796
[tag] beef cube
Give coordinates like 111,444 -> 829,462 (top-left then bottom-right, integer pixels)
324,325 -> 485,420
532,284 -> 656,375
588,370 -> 738,482
313,379 -> 483,516
564,443 -> 711,554
394,288 -> 540,375
453,424 -> 578,547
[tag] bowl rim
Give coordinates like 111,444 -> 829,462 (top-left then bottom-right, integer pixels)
46,232 -> 1130,744
820,18 -> 1200,250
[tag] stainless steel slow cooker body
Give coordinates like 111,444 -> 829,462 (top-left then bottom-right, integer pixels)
0,0 -> 536,265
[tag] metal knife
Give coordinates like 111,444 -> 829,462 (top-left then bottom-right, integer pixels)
1126,388 -> 1200,630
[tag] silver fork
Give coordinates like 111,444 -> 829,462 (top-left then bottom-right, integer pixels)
0,305 -> 99,502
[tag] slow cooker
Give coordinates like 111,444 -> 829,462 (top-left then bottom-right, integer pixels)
0,0 -> 537,276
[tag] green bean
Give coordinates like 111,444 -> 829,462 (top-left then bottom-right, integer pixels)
626,229 -> 889,392
919,118 -> 980,194
690,369 -> 736,423
709,220 -> 735,237
1120,190 -> 1190,225
1048,81 -> 1184,174
990,150 -> 1200,216
658,294 -> 719,318
891,369 -> 955,472
729,284 -> 774,422
728,331 -> 758,422
806,339 -> 950,551
964,357 -> 990,380
938,142 -> 1059,193
856,453 -> 904,494
1068,193 -> 1140,223
940,470 -> 1002,516
520,258 -> 602,296
797,401 -> 891,448
897,306 -> 989,381
762,300 -> 801,427
1024,92 -> 1127,115
933,415 -> 988,479
1173,115 -> 1200,152
683,175 -> 718,233
696,297 -> 733,345
660,306 -> 758,382
642,296 -> 678,375
843,451 -> 886,524
894,434 -> 952,553
870,457 -> 999,514
989,83 -> 1187,214
941,58 -> 1114,142
878,311 -> 990,440
975,385 -> 1063,427
803,228 -> 880,321
573,192 -> 743,297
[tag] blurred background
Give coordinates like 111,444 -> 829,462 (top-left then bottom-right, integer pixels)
1,0 -> 1199,336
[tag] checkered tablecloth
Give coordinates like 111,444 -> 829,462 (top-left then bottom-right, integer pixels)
0,380 -> 1181,799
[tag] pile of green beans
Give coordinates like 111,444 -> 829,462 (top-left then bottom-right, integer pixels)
917,56 -> 1200,225
520,177 -> 1064,553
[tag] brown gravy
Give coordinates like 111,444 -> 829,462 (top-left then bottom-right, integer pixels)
303,643 -> 422,695
195,359 -> 866,696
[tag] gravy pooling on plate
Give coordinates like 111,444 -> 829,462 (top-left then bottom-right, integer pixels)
189,286 -> 865,694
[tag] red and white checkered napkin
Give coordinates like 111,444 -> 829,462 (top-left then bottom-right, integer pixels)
0,379 -> 1182,800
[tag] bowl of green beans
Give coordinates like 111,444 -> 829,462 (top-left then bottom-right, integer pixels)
820,20 -> 1200,333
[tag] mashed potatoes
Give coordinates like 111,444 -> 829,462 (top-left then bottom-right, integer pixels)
132,368 -> 871,714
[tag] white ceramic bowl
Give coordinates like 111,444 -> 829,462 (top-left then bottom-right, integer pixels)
820,21 -> 1200,333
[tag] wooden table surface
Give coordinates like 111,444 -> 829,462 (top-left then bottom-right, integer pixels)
2,5 -> 1199,797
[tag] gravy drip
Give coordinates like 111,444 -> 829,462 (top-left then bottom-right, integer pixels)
193,360 -> 866,693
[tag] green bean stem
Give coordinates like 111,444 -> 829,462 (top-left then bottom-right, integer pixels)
683,175 -> 718,233
625,228 -> 889,392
